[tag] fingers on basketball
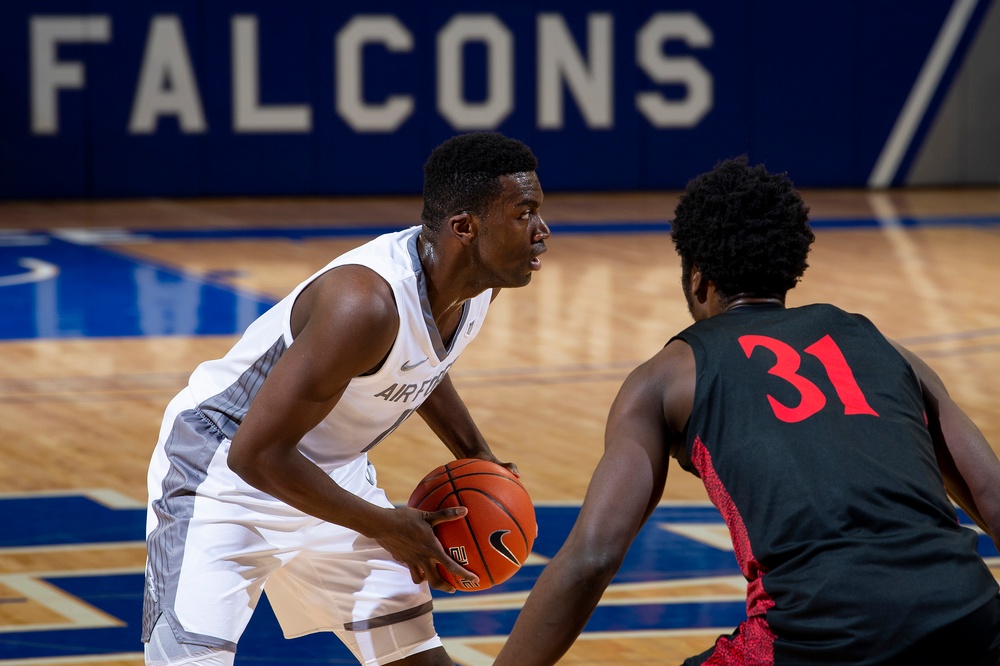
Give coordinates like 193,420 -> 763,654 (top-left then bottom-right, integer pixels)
407,458 -> 537,592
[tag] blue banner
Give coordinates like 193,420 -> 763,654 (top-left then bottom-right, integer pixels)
0,1 -> 992,198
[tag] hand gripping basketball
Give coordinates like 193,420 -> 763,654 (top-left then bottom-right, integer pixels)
408,458 -> 537,591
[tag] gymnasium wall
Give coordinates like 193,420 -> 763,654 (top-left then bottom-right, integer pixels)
2,0 -> 998,199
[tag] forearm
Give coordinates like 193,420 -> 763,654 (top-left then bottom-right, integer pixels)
966,479 -> 1000,550
936,403 -> 1000,546
895,341 -> 1000,547
230,439 -> 392,537
230,434 -> 479,591
495,546 -> 615,666
956,452 -> 1000,547
417,375 -> 493,459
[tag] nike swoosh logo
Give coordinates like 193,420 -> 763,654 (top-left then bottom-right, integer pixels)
400,358 -> 428,371
0,258 -> 59,287
489,529 -> 521,566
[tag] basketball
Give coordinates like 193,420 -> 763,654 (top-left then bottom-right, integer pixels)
407,458 -> 537,592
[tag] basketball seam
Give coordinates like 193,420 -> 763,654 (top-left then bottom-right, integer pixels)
447,464 -> 497,588
409,471 -> 524,507
453,487 -> 531,551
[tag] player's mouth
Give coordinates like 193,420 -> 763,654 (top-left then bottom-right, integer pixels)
530,244 -> 547,271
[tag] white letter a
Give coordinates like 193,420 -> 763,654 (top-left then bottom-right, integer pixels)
129,15 -> 206,134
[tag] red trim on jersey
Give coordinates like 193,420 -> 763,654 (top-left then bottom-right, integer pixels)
691,435 -> 776,665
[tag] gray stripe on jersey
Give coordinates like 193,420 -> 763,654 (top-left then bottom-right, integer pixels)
408,233 -> 472,361
199,336 -> 287,439
142,408 -> 237,651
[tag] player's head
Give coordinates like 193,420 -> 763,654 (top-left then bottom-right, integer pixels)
670,156 -> 814,310
421,132 -> 539,232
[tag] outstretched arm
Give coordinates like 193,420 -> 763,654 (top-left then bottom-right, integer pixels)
494,344 -> 690,666
892,340 -> 1000,549
227,265 -> 477,591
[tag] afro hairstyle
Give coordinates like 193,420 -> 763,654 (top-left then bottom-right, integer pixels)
670,156 -> 814,300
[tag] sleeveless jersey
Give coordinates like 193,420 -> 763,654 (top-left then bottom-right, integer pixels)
673,303 -> 998,664
154,225 -> 491,503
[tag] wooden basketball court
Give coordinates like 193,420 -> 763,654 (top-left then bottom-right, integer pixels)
1,186 -> 999,665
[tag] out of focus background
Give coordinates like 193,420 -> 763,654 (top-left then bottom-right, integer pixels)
2,1 -> 999,664
5,0 -> 1000,197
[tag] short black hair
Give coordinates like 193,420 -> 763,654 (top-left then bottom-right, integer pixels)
421,132 -> 538,231
670,156 -> 814,300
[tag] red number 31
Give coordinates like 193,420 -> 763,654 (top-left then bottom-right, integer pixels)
738,334 -> 879,423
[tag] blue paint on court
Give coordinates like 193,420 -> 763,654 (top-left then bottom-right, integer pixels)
0,495 -> 750,662
0,496 -> 145,547
0,235 -> 273,341
1,494 -> 996,663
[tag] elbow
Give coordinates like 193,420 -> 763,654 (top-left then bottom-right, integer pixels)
563,540 -> 628,589
227,441 -> 266,489
968,481 -> 1000,540
227,448 -> 251,482
981,496 -> 1000,544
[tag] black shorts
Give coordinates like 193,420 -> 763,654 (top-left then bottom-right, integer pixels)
681,594 -> 1000,666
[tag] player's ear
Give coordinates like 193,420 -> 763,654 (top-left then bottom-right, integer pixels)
689,263 -> 707,300
449,211 -> 478,247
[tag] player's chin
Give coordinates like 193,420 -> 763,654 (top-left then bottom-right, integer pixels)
498,271 -> 533,289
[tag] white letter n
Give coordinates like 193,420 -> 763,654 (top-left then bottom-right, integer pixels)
537,13 -> 613,130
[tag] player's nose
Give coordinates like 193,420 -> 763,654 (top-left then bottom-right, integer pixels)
534,215 -> 551,241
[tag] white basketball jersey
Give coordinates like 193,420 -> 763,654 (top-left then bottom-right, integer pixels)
157,226 -> 491,498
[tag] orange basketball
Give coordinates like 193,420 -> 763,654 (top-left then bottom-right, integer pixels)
407,458 -> 537,592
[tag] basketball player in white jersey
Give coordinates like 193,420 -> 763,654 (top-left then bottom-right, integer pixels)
142,132 -> 549,666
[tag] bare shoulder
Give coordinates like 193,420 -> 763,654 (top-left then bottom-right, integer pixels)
614,338 -> 695,437
641,338 -> 696,394
653,338 -> 696,435
293,265 -> 396,332
289,264 -> 400,378
654,337 -> 696,369
887,337 -> 947,394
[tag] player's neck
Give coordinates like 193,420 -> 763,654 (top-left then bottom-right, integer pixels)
417,233 -> 474,329
725,294 -> 785,311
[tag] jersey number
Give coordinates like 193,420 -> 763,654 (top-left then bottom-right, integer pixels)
738,334 -> 879,423
362,408 -> 415,452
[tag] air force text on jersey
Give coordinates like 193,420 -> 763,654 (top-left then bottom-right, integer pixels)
27,10 -> 714,137
373,362 -> 454,405
363,361 -> 455,452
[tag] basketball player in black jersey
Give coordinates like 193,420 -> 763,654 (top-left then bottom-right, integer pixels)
494,157 -> 1000,665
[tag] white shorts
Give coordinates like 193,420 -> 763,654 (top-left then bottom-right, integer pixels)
142,407 -> 437,658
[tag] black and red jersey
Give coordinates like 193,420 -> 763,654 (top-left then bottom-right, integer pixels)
673,303 -> 998,664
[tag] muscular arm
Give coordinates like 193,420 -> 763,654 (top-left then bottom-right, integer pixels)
494,343 -> 692,666
891,340 -> 1000,549
227,265 -> 476,590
